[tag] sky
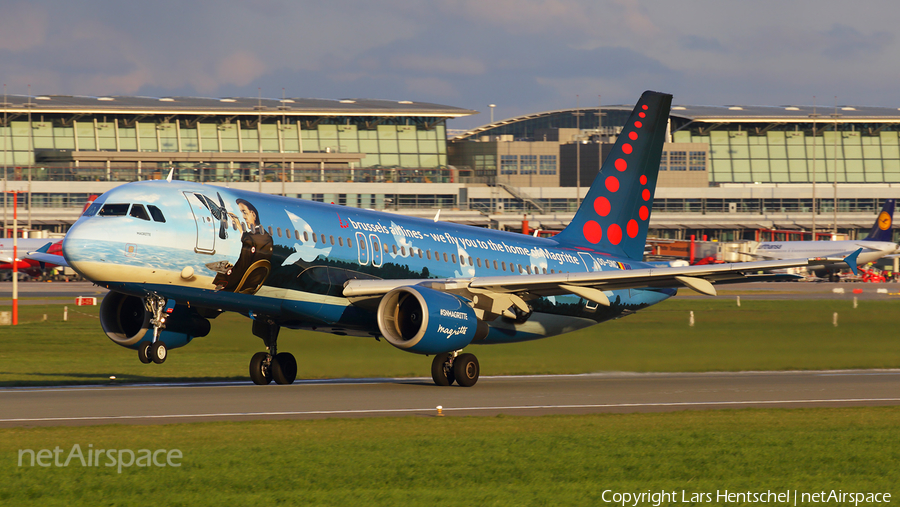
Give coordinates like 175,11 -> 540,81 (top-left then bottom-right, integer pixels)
1,0 -> 898,131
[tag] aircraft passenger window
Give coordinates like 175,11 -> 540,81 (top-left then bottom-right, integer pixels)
311,233 -> 317,242
551,269 -> 555,274
418,249 -> 423,259
400,246 -> 406,256
518,264 -> 524,273
129,204 -> 151,221
295,229 -> 300,239
360,240 -> 365,250
303,231 -> 309,241
477,258 -> 482,268
347,238 -> 353,248
451,254 -> 457,263
286,229 -> 292,239
426,250 -> 432,260
542,267 -> 547,274
329,235 -> 334,245
501,262 -> 507,271
392,245 -> 397,255
338,237 -> 344,247
372,238 -> 379,251
468,256 -> 473,266
460,256 -> 465,266
384,243 -> 389,253
82,202 -> 102,217
277,227 -> 282,237
493,260 -> 498,270
98,203 -> 130,216
268,226 -> 273,236
526,265 -> 532,274
442,252 -> 448,262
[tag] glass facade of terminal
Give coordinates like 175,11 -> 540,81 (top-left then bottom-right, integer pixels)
0,118 -> 447,182
673,128 -> 900,184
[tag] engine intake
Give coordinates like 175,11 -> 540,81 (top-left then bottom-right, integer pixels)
377,286 -> 485,354
99,291 -> 210,350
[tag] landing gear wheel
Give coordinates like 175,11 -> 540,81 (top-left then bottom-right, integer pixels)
431,353 -> 456,387
138,342 -> 152,364
249,352 -> 272,385
150,341 -> 167,364
272,352 -> 297,385
453,353 -> 479,387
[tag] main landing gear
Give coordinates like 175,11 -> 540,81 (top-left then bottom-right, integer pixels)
431,351 -> 480,387
249,318 -> 297,385
138,293 -> 169,365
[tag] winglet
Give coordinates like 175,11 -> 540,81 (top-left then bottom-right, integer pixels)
844,248 -> 862,276
433,209 -> 441,222
166,168 -> 174,182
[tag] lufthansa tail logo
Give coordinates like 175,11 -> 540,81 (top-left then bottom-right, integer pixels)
878,211 -> 891,230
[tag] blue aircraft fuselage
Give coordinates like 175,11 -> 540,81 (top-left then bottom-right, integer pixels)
63,180 -> 673,345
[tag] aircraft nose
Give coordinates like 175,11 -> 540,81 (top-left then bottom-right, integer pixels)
62,218 -> 110,281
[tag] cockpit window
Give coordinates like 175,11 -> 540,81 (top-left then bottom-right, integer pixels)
147,205 -> 166,223
129,204 -> 151,221
98,203 -> 130,216
82,202 -> 102,217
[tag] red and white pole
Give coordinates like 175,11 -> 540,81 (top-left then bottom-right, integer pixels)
11,190 -> 17,326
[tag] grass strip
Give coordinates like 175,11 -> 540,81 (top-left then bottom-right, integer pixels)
1,298 -> 898,386
1,407 -> 898,506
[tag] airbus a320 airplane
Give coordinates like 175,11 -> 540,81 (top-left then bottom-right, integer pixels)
62,91 -> 817,387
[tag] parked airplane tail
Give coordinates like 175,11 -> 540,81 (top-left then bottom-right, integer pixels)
863,199 -> 895,241
553,90 -> 672,260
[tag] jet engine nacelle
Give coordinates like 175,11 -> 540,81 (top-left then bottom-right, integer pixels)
376,285 -> 485,354
99,291 -> 211,350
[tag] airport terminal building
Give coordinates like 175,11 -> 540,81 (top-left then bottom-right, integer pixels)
3,95 -> 900,242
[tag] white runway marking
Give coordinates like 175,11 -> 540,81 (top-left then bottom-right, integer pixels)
3,397 -> 899,424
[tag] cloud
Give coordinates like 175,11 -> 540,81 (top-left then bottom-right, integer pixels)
822,23 -> 893,60
216,51 -> 267,88
0,3 -> 48,52
679,35 -> 726,53
391,55 -> 486,76
405,77 -> 459,98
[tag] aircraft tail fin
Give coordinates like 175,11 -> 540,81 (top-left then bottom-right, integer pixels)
553,90 -> 672,260
863,199 -> 894,241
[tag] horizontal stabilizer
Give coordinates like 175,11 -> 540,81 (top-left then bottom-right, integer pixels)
25,252 -> 69,267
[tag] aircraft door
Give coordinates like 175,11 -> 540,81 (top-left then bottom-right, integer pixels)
577,252 -> 601,311
183,192 -> 216,254
356,232 -> 369,265
370,234 -> 383,267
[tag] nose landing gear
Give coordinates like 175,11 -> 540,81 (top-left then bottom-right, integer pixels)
137,293 -> 169,365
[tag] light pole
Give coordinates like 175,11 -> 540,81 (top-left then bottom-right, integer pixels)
573,95 -> 584,208
831,101 -> 842,236
5,190 -> 17,325
809,98 -> 820,240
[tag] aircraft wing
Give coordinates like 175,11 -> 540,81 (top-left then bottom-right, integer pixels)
344,257 -> 812,305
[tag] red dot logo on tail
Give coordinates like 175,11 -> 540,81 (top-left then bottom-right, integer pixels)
605,176 -> 619,192
627,220 -> 639,238
583,221 -> 603,244
608,224 -> 622,245
594,196 -> 611,217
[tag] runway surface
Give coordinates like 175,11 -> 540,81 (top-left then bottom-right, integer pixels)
2,370 -> 899,427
